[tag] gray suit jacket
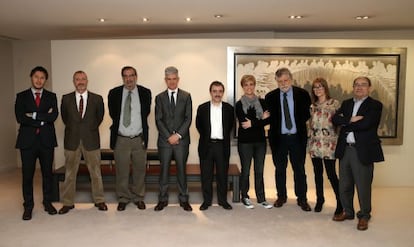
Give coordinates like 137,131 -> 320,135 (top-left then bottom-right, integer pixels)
155,88 -> 192,147
61,91 -> 104,151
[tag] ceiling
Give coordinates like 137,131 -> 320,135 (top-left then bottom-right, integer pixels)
1,0 -> 414,40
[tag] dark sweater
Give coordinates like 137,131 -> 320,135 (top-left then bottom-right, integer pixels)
235,98 -> 269,143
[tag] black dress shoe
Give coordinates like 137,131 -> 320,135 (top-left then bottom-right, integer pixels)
94,202 -> 108,211
134,201 -> 146,210
58,205 -> 75,215
199,202 -> 211,211
22,208 -> 33,221
219,202 -> 233,210
117,202 -> 128,211
180,201 -> 193,211
314,201 -> 324,212
154,201 -> 168,211
44,202 -> 57,215
273,197 -> 287,208
297,201 -> 311,212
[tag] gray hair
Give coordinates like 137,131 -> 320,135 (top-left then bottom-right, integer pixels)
165,66 -> 179,76
275,67 -> 293,79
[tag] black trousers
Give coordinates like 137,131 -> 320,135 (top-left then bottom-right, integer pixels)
200,142 -> 229,205
270,134 -> 308,202
20,137 -> 54,209
311,158 -> 341,206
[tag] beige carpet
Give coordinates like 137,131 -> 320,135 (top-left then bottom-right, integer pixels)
0,168 -> 413,247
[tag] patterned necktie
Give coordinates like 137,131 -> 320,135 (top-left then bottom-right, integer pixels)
35,92 -> 41,107
283,93 -> 293,130
79,95 -> 84,118
123,91 -> 132,127
170,91 -> 176,112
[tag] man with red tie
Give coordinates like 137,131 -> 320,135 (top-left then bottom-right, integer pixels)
15,66 -> 59,220
58,71 -> 107,214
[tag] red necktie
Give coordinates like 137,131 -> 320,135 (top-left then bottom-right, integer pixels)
35,92 -> 41,134
35,92 -> 41,107
79,95 -> 84,118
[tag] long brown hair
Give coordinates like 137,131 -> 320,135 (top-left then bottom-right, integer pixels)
311,77 -> 331,104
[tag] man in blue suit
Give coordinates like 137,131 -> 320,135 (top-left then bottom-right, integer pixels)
15,66 -> 58,220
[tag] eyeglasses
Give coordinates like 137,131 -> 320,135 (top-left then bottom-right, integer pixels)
353,83 -> 369,88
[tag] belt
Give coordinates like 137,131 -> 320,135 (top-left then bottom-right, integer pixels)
346,143 -> 356,147
209,139 -> 223,143
118,133 -> 143,139
281,133 -> 297,136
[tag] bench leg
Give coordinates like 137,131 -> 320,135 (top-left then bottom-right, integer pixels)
231,175 -> 240,203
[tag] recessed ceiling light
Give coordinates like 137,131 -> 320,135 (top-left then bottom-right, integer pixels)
355,16 -> 370,20
214,14 -> 223,18
98,18 -> 106,22
185,17 -> 192,22
288,15 -> 303,19
142,17 -> 149,22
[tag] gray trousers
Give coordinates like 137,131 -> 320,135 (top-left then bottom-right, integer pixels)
339,146 -> 374,220
114,136 -> 147,203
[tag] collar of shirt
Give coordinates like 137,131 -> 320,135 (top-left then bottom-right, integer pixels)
31,88 -> 43,97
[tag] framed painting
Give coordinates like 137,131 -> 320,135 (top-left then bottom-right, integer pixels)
227,46 -> 406,145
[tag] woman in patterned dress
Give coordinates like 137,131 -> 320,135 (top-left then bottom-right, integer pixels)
308,77 -> 342,216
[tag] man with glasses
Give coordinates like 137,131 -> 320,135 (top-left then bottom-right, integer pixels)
108,66 -> 152,211
332,76 -> 384,231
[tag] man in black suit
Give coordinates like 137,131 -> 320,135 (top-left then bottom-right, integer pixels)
154,66 -> 192,211
196,81 -> 235,210
265,67 -> 312,211
332,76 -> 384,231
58,71 -> 107,214
108,66 -> 152,211
15,66 -> 58,220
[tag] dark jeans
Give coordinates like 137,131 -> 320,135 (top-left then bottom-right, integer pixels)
270,134 -> 308,202
311,158 -> 341,207
238,142 -> 267,202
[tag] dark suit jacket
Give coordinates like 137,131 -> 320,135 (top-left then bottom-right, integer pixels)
332,96 -> 384,165
61,91 -> 104,151
195,101 -> 235,160
264,86 -> 311,146
15,88 -> 58,149
108,85 -> 152,149
155,89 -> 192,147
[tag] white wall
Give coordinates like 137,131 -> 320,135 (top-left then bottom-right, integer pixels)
0,40 -> 16,171
51,39 -> 414,187
12,40 -> 52,167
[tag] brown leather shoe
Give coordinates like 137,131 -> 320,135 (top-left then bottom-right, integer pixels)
273,197 -> 287,208
154,201 -> 168,211
357,218 -> 369,231
58,205 -> 75,215
332,212 -> 355,221
134,201 -> 146,210
117,202 -> 127,211
180,201 -> 193,211
94,202 -> 108,211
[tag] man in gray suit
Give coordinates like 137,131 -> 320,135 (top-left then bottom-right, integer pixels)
58,71 -> 107,214
154,66 -> 193,211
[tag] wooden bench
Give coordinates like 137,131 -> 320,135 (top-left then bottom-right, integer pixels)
52,149 -> 241,203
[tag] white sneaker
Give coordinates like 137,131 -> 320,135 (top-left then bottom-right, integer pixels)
259,201 -> 273,209
242,198 -> 255,209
